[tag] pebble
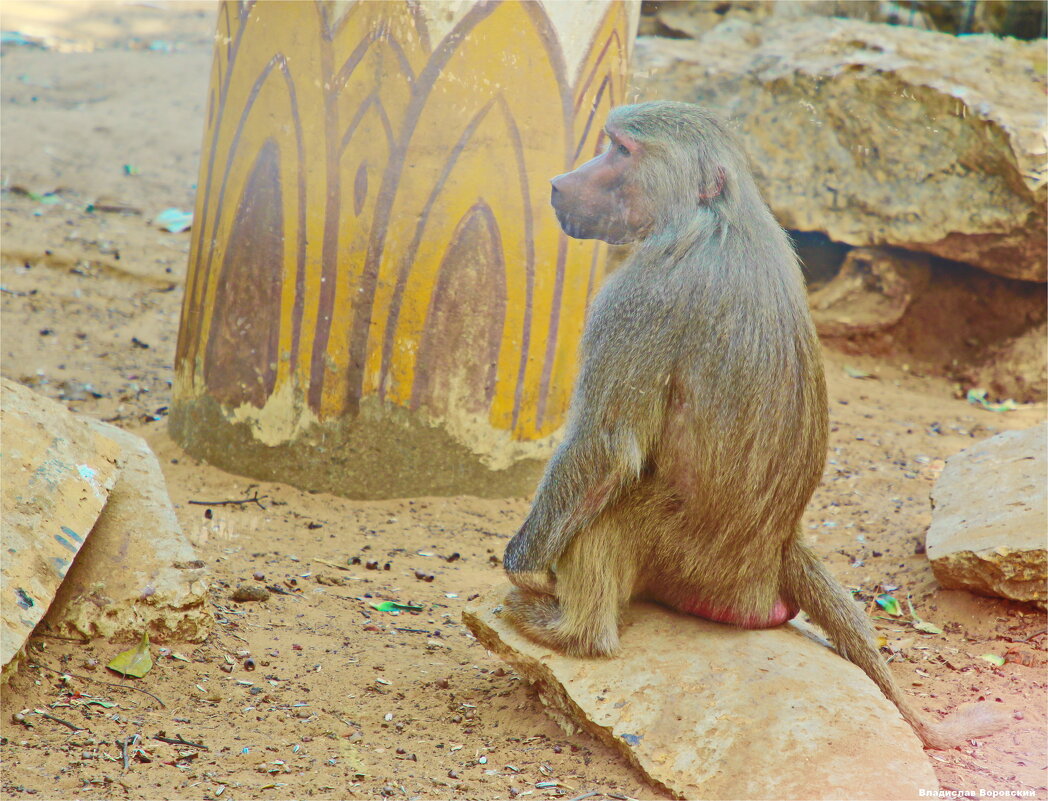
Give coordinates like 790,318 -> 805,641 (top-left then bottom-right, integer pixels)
232,585 -> 269,602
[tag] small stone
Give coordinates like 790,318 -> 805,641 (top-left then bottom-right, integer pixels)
231,585 -> 269,603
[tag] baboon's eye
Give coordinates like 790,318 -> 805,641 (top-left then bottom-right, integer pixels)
617,143 -> 630,157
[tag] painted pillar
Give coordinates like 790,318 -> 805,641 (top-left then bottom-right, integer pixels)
170,0 -> 639,498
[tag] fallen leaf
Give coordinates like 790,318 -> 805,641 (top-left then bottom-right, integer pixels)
107,631 -> 153,678
370,601 -> 424,613
338,740 -> 367,777
912,619 -> 943,635
844,365 -> 874,379
979,653 -> 1006,667
875,594 -> 902,617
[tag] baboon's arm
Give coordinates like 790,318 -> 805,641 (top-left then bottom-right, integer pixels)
504,366 -> 667,578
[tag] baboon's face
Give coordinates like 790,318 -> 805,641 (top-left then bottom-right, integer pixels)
550,127 -> 650,245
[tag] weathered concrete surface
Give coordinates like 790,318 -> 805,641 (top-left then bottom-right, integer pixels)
465,586 -> 936,800
809,248 -> 931,337
632,20 -> 1047,281
927,423 -> 1047,607
42,418 -> 212,643
1,379 -> 122,675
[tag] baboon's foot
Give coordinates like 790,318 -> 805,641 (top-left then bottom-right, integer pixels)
502,587 -> 619,657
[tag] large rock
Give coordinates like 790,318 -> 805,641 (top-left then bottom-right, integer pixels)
651,1 -> 934,40
1,380 -> 122,674
1,379 -> 211,681
465,586 -> 936,800
42,418 -> 212,643
927,423 -> 1047,607
632,20 -> 1047,281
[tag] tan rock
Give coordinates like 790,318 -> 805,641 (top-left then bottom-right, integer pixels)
654,1 -> 932,41
1,379 -> 211,683
1,379 -> 122,675
465,586 -> 936,800
632,19 -> 1047,281
966,322 -> 1048,405
809,248 -> 931,337
927,423 -> 1047,607
42,418 -> 212,643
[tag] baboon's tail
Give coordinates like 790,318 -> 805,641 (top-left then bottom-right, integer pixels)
783,541 -> 1009,749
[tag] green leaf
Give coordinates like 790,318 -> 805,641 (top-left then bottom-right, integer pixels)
370,601 -> 424,613
979,653 -> 1006,667
912,619 -> 943,635
107,631 -> 153,678
844,365 -> 873,379
80,699 -> 116,708
875,594 -> 902,617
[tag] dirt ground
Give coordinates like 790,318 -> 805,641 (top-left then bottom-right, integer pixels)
1,3 -> 1046,800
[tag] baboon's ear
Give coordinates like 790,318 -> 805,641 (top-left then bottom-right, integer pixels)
698,167 -> 726,202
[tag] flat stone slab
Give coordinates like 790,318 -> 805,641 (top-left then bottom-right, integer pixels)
927,422 -> 1047,607
1,379 -> 122,672
465,586 -> 935,800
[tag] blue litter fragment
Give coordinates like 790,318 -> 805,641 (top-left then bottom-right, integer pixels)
1,31 -> 46,48
154,208 -> 193,233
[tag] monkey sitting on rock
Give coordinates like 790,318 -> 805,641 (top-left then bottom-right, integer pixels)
502,101 -> 1007,750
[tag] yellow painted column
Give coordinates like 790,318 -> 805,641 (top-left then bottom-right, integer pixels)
171,0 -> 639,498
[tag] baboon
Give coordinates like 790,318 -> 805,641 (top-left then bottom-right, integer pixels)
503,101 -> 1007,749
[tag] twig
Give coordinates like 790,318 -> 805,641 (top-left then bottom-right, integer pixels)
393,628 -> 430,634
31,662 -> 166,708
1000,628 -> 1048,644
188,491 -> 268,510
153,733 -> 208,750
33,708 -> 83,731
314,558 -> 352,572
30,633 -> 90,644
118,733 -> 140,771
568,792 -> 600,801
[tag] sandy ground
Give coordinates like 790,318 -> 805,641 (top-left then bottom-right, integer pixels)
1,3 -> 1046,800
